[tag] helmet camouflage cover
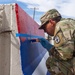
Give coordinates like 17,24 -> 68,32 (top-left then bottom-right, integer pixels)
39,9 -> 61,29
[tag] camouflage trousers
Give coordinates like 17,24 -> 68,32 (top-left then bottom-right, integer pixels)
46,56 -> 75,75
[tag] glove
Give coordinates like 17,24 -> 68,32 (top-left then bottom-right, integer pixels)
38,38 -> 53,51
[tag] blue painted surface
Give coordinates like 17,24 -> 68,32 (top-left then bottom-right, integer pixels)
16,33 -> 44,38
16,33 -> 51,75
17,33 -> 51,75
46,71 -> 51,75
20,39 -> 49,75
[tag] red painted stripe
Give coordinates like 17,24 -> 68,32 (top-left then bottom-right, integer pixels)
15,4 -> 20,33
15,3 -> 44,41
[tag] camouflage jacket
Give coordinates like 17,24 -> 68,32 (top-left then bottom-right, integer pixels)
53,19 -> 75,60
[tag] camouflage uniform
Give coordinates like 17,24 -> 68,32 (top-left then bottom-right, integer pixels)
47,19 -> 75,75
39,9 -> 75,75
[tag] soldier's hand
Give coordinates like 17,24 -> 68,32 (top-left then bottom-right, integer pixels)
38,38 -> 53,51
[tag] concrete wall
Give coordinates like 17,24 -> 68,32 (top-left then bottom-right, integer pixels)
0,3 -> 46,75
0,4 -> 23,75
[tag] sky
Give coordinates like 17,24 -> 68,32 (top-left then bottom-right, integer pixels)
0,0 -> 75,25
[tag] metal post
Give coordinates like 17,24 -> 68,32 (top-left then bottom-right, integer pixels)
30,7 -> 38,20
33,7 -> 35,20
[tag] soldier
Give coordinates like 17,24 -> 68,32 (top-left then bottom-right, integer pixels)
39,9 -> 75,75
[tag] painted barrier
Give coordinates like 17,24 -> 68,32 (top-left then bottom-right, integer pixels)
0,3 -> 50,75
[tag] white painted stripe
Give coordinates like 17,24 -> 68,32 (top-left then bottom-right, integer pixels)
32,52 -> 49,75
